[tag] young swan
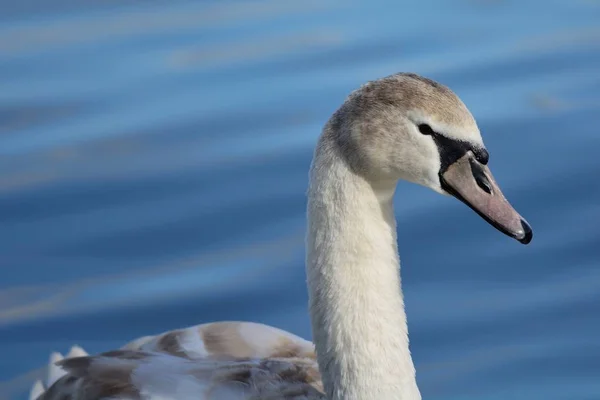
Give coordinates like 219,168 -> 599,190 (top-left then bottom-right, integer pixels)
306,73 -> 531,400
32,73 -> 531,400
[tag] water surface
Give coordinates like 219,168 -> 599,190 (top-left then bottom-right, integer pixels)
0,1 -> 599,399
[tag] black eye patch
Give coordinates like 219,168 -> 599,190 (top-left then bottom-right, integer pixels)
418,124 -> 488,172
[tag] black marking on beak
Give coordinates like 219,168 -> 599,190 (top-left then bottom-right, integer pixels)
474,148 -> 489,165
424,126 -> 488,174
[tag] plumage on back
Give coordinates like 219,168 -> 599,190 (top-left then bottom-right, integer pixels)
123,321 -> 316,361
33,322 -> 324,400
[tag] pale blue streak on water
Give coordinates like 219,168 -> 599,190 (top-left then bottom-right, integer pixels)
0,0 -> 599,399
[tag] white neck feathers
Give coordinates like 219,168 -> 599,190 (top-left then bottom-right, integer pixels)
305,132 -> 421,400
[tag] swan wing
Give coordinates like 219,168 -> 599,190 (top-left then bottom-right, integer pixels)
33,322 -> 323,400
38,351 -> 324,400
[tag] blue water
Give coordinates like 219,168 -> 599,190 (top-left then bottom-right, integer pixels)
0,0 -> 599,398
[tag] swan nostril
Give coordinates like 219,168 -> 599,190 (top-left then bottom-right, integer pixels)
469,157 -> 493,194
476,175 -> 492,194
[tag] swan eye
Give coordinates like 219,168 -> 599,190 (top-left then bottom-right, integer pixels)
418,124 -> 434,135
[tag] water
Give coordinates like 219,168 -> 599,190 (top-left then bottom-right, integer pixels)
0,0 -> 599,398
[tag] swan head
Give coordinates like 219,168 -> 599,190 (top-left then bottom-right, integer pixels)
330,72 -> 532,244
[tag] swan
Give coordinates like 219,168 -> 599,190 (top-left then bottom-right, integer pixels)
30,72 -> 532,400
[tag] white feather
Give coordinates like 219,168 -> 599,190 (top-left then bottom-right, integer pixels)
66,345 -> 88,358
29,380 -> 45,400
177,328 -> 208,358
46,352 -> 66,387
130,354 -> 247,400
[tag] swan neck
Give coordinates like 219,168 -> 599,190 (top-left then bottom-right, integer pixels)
305,134 -> 420,400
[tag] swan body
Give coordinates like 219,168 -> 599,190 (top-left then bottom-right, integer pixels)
31,73 -> 532,400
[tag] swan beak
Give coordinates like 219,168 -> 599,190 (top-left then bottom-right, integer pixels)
440,152 -> 533,244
